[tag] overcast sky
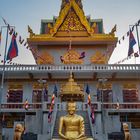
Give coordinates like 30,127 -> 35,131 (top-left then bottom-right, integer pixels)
0,0 -> 140,64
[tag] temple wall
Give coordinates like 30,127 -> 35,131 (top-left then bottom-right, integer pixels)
25,110 -> 42,134
39,47 -> 106,65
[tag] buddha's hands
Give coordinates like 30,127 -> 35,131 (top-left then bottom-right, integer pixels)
66,137 -> 77,140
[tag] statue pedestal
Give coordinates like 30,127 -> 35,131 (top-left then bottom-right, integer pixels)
52,138 -> 94,140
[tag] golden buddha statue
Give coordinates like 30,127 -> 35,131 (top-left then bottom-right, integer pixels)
58,102 -> 93,140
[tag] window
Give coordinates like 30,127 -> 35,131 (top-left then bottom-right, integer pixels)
7,89 -> 23,103
123,89 -> 138,102
32,89 -> 42,103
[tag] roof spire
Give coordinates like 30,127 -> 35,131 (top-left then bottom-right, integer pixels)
61,0 -> 83,10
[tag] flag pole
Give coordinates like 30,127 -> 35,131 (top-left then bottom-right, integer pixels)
1,26 -> 9,89
0,25 -> 8,140
135,24 -> 140,53
0,26 -> 9,111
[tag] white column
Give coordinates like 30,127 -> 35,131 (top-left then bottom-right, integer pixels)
23,83 -> 32,103
112,83 -> 123,102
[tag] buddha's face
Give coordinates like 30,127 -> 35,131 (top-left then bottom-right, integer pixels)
67,102 -> 76,115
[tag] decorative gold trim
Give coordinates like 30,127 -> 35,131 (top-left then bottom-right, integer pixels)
36,51 -> 54,64
28,34 -> 118,42
123,83 -> 136,89
61,49 -> 84,64
90,51 -> 107,64
8,84 -> 23,90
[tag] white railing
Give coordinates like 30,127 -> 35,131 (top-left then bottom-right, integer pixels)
103,102 -> 140,110
0,103 -> 42,110
1,102 -> 140,111
0,64 -> 140,72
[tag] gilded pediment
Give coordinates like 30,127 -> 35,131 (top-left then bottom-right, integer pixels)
8,84 -> 23,90
36,51 -> 54,64
50,0 -> 93,36
90,51 -> 107,64
61,49 -> 83,64
59,9 -> 86,31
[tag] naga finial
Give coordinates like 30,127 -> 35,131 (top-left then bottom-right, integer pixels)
109,24 -> 117,36
28,25 -> 35,37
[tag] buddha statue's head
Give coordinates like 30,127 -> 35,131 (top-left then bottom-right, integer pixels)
67,102 -> 76,115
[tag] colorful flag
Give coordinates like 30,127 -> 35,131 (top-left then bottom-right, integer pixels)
44,88 -> 48,101
79,52 -> 85,59
60,56 -> 64,63
24,99 -> 29,110
19,36 -> 24,44
128,30 -> 136,56
53,84 -> 58,97
85,84 -> 90,94
134,52 -> 139,57
116,98 -> 120,110
66,0 -> 70,3
6,92 -> 10,99
87,94 -> 91,106
48,93 -> 55,123
48,108 -> 53,123
116,102 -> 120,110
51,94 -> 55,105
9,28 -> 14,35
97,88 -> 101,101
6,32 -> 18,61
85,84 -> 91,106
90,106 -> 95,124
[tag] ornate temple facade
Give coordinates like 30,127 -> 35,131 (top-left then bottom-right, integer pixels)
0,0 -> 140,140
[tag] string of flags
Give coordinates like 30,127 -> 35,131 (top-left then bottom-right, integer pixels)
114,52 -> 139,64
48,85 -> 58,123
0,17 -> 47,65
23,99 -> 29,111
48,94 -> 55,123
117,19 -> 140,45
0,17 -> 139,65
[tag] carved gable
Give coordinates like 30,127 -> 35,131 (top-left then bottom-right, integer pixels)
49,0 -> 93,36
59,9 -> 86,31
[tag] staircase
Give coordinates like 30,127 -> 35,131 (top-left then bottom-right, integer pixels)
52,110 -> 93,139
